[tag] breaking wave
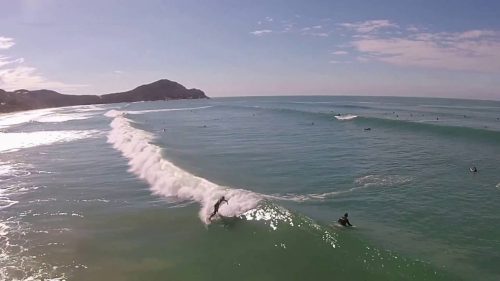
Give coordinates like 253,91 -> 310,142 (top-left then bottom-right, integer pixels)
105,108 -> 262,224
334,114 -> 358,120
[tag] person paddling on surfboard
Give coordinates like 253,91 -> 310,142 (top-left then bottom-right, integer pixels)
209,196 -> 229,221
338,213 -> 352,227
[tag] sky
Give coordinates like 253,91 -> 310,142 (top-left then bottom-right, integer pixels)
1,0 -> 500,100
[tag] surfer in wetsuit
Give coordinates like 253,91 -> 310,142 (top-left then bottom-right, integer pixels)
338,213 -> 352,227
209,196 -> 229,221
470,166 -> 478,173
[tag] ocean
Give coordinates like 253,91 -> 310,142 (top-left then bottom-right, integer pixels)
1,96 -> 499,280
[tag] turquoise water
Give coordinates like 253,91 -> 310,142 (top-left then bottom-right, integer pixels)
1,96 -> 500,280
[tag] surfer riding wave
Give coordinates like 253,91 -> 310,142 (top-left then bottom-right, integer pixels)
209,196 -> 229,221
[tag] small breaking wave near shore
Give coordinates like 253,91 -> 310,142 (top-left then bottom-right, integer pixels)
105,108 -> 262,224
334,114 -> 358,120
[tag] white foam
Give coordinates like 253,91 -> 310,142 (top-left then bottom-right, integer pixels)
0,197 -> 18,210
0,162 -> 31,179
242,205 -> 295,230
0,107 -> 100,129
104,109 -> 125,118
0,219 -> 69,280
71,104 -> 108,112
127,106 -> 213,115
0,222 -> 8,236
354,175 -> 413,188
104,106 -> 212,117
0,108 -> 55,129
0,130 -> 99,153
105,110 -> 261,224
36,113 -> 94,123
334,114 -> 358,120
268,175 -> 413,202
264,191 -> 342,202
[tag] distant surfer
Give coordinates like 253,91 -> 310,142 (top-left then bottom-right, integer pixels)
209,196 -> 229,221
470,166 -> 478,173
338,213 -> 352,227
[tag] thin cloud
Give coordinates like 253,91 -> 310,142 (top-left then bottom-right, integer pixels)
350,29 -> 500,72
457,30 -> 496,39
0,37 -> 15,49
331,51 -> 349,55
0,36 -> 85,92
310,32 -> 329,37
0,56 -> 24,67
339,19 -> 398,33
283,23 -> 294,33
301,25 -> 322,31
329,60 -> 351,64
0,65 -> 86,92
406,25 -> 420,33
301,25 -> 328,37
250,29 -> 273,36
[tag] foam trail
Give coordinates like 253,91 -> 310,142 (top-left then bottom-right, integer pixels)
268,175 -> 413,202
334,114 -> 358,120
0,106 -> 103,129
105,110 -> 261,224
127,106 -> 213,115
0,108 -> 54,129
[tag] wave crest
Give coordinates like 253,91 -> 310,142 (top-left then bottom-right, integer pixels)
334,114 -> 358,120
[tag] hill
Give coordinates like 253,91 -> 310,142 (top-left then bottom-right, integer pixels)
0,79 -> 208,113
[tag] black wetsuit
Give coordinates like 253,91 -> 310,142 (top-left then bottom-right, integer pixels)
209,197 -> 228,220
338,216 -> 352,227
